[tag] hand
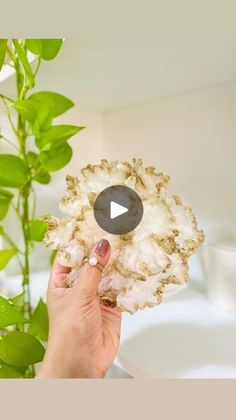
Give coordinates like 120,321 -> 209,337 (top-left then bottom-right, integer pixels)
36,239 -> 122,378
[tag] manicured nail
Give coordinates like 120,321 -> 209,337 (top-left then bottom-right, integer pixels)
95,239 -> 110,256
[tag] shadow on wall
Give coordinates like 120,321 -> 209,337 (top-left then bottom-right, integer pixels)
119,321 -> 236,378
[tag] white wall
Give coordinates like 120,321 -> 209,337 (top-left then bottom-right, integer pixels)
2,81 -> 236,274
103,81 -> 236,223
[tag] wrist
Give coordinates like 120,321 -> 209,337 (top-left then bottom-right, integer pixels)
36,362 -> 106,379
36,347 -> 106,379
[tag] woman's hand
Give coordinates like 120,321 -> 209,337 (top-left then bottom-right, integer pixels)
36,239 -> 122,378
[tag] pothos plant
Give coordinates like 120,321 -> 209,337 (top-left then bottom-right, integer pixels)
0,39 -> 83,378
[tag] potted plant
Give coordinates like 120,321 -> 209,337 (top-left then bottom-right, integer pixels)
0,39 -> 83,377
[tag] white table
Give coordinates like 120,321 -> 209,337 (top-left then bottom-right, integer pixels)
116,254 -> 236,378
2,254 -> 236,378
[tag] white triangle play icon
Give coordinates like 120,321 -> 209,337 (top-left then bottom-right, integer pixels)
110,201 -> 128,219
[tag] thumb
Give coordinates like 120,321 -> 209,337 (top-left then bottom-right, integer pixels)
74,239 -> 111,298
49,260 -> 70,289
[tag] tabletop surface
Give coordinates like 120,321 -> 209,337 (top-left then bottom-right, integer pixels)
115,254 -> 236,378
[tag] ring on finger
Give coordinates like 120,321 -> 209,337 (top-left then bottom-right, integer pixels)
84,257 -> 104,273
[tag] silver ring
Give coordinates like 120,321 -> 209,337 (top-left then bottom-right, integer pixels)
84,257 -> 104,273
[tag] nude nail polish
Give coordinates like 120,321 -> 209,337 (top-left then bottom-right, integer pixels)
95,239 -> 110,256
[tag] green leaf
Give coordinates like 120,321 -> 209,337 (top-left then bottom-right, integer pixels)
0,295 -> 28,328
28,91 -> 74,117
12,39 -> 34,88
0,358 -> 26,375
0,39 -> 7,71
27,151 -> 38,165
13,98 -> 52,137
39,142 -> 72,171
0,154 -> 28,188
0,188 -> 13,221
40,39 -> 63,60
27,152 -> 51,185
0,363 -> 23,378
28,298 -> 49,341
25,40 -> 41,55
29,219 -> 48,242
10,291 -> 25,307
0,249 -> 17,270
36,125 -> 84,151
0,189 -> 13,201
34,168 -> 51,184
0,331 -> 45,367
26,39 -> 62,60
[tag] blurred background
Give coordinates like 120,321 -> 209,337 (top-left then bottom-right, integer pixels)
1,1 -> 236,378
1,32 -> 236,272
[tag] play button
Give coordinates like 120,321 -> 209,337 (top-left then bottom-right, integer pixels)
110,201 -> 128,219
94,185 -> 143,235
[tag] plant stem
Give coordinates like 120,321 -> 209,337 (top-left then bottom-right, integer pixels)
0,96 -> 19,139
31,187 -> 37,219
34,57 -> 41,77
1,229 -> 24,273
21,187 -> 31,315
6,45 -> 15,62
2,230 -> 23,255
10,201 -> 21,219
14,48 -> 32,321
0,135 -> 20,151
0,93 -> 13,103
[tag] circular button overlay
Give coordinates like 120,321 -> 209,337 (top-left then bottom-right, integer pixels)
94,185 -> 143,235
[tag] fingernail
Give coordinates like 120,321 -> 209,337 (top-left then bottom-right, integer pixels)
95,239 -> 110,256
